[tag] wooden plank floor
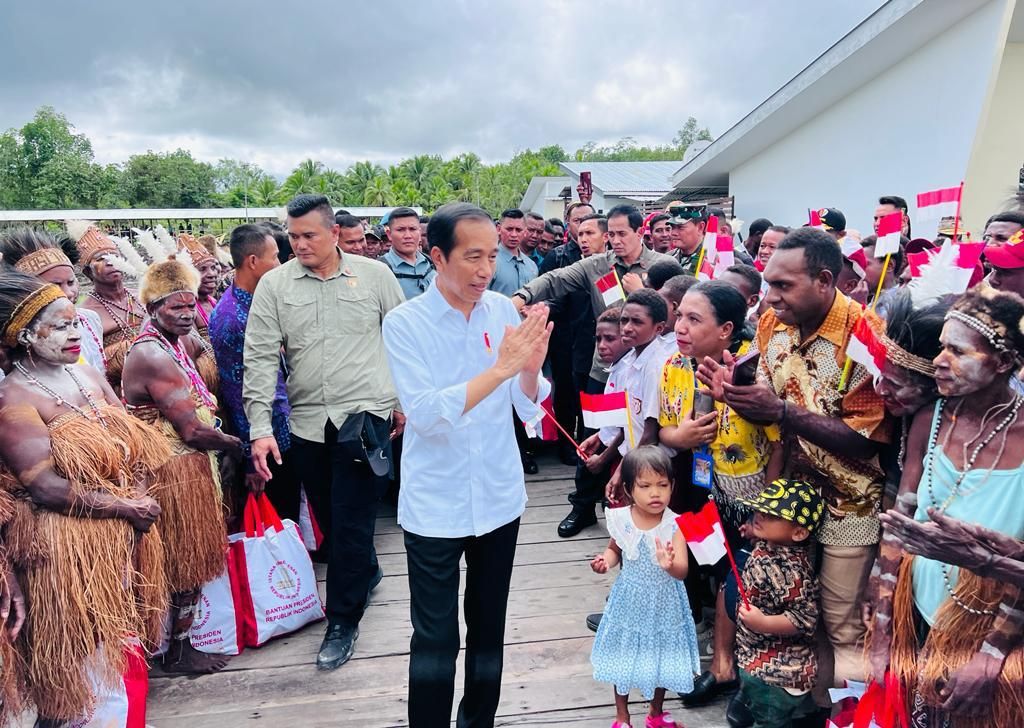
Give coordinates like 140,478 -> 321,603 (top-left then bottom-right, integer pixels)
147,454 -> 730,727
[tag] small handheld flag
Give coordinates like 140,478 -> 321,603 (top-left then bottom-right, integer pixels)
595,270 -> 625,306
874,211 -> 903,257
579,391 -> 629,429
677,500 -> 749,608
845,317 -> 886,381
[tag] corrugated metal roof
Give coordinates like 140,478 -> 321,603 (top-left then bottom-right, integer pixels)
559,161 -> 680,195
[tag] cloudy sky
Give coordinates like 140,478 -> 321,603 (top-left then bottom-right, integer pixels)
2,1 -> 882,176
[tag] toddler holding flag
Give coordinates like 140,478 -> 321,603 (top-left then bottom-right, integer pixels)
730,478 -> 824,728
590,446 -> 700,728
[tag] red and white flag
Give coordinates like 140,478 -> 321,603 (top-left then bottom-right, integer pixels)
917,185 -> 962,220
906,250 -> 932,279
712,234 -> 735,277
595,270 -> 624,306
580,390 -> 629,429
845,317 -> 886,381
839,236 -> 868,278
874,211 -> 903,257
676,501 -> 728,566
701,215 -> 720,263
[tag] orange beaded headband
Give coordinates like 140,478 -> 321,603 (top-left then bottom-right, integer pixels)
2,284 -> 67,347
13,248 -> 73,277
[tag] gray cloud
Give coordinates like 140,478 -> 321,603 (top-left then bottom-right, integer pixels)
1,0 -> 881,176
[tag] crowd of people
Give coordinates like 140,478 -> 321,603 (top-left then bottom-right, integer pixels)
0,187 -> 1022,728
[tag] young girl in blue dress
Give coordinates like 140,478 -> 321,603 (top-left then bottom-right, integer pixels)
591,446 -> 701,728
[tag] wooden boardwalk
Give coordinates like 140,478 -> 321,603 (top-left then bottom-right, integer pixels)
147,456 -> 729,727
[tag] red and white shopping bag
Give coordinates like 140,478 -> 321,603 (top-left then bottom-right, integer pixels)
189,548 -> 245,656
71,642 -> 148,728
235,494 -> 325,647
298,485 -> 324,551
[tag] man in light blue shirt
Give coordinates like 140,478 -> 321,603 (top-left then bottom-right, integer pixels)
488,208 -> 538,297
382,202 -> 551,728
380,206 -> 437,299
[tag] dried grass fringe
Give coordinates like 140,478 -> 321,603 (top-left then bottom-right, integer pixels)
0,553 -> 26,728
149,450 -> 227,593
889,556 -> 1024,727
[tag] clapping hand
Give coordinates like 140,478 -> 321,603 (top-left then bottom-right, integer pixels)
496,304 -> 551,380
696,351 -> 736,402
655,537 -> 675,572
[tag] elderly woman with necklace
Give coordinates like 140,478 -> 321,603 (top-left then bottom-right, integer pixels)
0,270 -> 168,725
121,257 -> 241,675
867,289 -> 1024,727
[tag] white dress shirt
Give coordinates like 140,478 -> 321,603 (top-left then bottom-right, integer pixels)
382,283 -> 551,538
599,336 -> 676,456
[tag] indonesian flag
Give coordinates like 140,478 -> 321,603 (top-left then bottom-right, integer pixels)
906,250 -> 931,278
580,391 -> 629,429
809,209 -> 824,229
917,185 -> 962,220
950,241 -> 985,293
676,501 -> 727,566
712,234 -> 735,277
840,236 -> 868,278
696,256 -> 715,281
846,317 -> 886,381
702,215 -> 719,263
874,211 -> 903,257
595,270 -> 624,306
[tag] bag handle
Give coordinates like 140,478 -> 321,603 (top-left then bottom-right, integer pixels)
243,494 -> 286,537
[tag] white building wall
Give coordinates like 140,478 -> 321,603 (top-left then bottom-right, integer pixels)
963,40 -> 1024,231
728,0 -> 1005,237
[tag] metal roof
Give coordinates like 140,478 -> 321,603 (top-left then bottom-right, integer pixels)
559,161 -> 681,196
0,206 -> 408,223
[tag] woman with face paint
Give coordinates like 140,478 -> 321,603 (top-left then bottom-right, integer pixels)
866,289 -> 1024,726
175,234 -> 222,396
122,257 -> 241,675
0,228 -> 106,374
0,270 -> 170,725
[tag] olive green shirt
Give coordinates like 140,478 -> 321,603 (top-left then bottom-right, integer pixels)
244,250 -> 406,444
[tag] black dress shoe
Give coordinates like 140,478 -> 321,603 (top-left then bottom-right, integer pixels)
725,690 -> 754,728
558,508 -> 597,538
681,670 -> 740,707
317,623 -> 359,671
585,612 -> 602,632
522,455 -> 539,475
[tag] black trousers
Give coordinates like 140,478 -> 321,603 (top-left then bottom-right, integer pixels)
291,420 -> 386,627
263,447 -> 301,524
405,518 -> 520,728
549,339 -> 579,444
568,376 -> 611,510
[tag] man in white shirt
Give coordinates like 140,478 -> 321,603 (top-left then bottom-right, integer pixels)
382,202 -> 552,728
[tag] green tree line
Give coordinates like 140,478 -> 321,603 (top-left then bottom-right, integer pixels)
0,107 -> 712,216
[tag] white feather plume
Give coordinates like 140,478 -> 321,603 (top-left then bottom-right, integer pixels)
154,225 -> 178,255
100,251 -> 138,278
907,241 -> 960,308
65,219 -> 96,243
133,228 -> 167,264
110,235 -> 149,276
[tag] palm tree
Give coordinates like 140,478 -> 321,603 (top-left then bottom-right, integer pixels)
251,177 -> 282,206
342,161 -> 383,206
389,178 -> 419,207
362,176 -> 392,206
281,158 -> 324,197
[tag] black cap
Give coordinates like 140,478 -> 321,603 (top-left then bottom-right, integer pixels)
819,208 -> 846,232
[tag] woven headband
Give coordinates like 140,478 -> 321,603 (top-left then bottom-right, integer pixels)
2,284 -> 67,347
13,248 -> 73,277
946,309 -> 1010,353
878,333 -> 937,377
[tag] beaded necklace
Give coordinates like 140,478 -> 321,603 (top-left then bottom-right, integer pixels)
14,362 -> 108,428
88,289 -> 144,342
76,311 -> 107,367
134,320 -> 217,411
924,395 -> 1022,615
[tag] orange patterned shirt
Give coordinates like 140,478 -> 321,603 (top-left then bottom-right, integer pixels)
756,292 -> 890,546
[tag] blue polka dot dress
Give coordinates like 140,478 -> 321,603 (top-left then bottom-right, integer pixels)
591,506 -> 700,699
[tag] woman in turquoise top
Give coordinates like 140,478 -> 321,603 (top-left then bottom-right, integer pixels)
867,289 -> 1024,727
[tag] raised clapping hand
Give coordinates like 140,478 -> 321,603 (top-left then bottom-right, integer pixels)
696,351 -> 736,402
654,537 -> 675,572
496,304 -> 552,380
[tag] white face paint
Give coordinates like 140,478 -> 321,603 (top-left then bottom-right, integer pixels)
933,319 -> 1003,397
21,298 -> 81,365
